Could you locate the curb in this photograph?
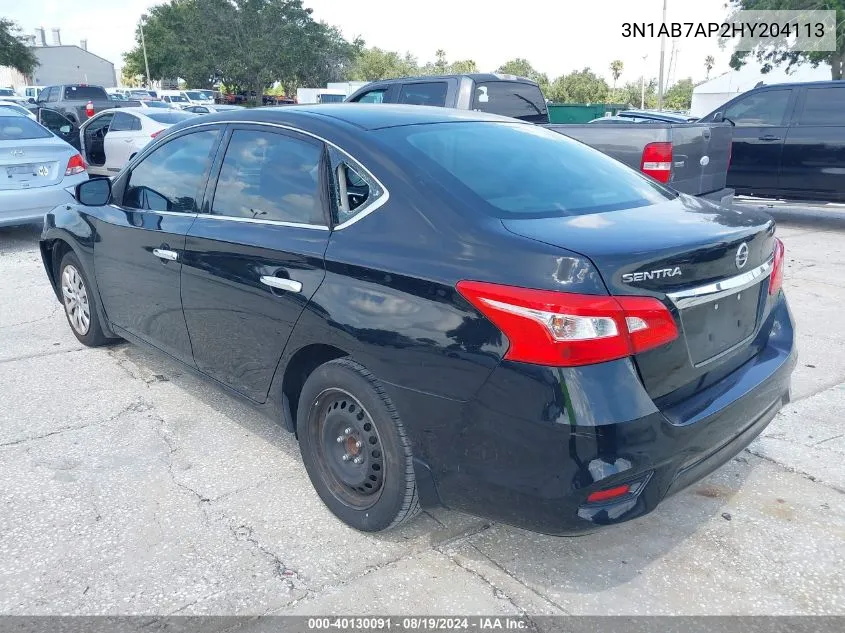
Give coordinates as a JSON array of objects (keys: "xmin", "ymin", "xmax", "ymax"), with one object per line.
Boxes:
[{"xmin": 733, "ymin": 198, "xmax": 845, "ymax": 229}]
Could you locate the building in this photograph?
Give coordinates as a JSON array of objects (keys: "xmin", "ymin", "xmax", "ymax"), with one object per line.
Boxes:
[
  {"xmin": 690, "ymin": 63, "xmax": 832, "ymax": 117},
  {"xmin": 0, "ymin": 28, "xmax": 116, "ymax": 91}
]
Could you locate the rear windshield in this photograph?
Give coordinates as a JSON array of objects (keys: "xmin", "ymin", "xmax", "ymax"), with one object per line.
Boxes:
[
  {"xmin": 377, "ymin": 122, "xmax": 674, "ymax": 218},
  {"xmin": 146, "ymin": 111, "xmax": 196, "ymax": 124},
  {"xmin": 0, "ymin": 103, "xmax": 31, "ymax": 116},
  {"xmin": 0, "ymin": 116, "xmax": 51, "ymax": 140},
  {"xmin": 63, "ymin": 86, "xmax": 108, "ymax": 100},
  {"xmin": 472, "ymin": 81, "xmax": 548, "ymax": 123}
]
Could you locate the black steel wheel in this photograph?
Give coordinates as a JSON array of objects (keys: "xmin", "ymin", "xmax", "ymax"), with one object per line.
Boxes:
[{"xmin": 297, "ymin": 358, "xmax": 420, "ymax": 532}]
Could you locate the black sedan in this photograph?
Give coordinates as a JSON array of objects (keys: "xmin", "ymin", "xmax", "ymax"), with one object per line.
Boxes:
[{"xmin": 39, "ymin": 105, "xmax": 795, "ymax": 535}]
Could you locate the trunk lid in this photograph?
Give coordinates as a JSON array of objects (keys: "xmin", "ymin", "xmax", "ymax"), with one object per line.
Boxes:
[
  {"xmin": 502, "ymin": 194, "xmax": 777, "ymax": 402},
  {"xmin": 0, "ymin": 140, "xmax": 69, "ymax": 190}
]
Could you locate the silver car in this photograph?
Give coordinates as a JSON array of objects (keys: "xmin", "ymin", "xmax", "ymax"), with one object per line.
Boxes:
[{"xmin": 0, "ymin": 110, "xmax": 88, "ymax": 228}]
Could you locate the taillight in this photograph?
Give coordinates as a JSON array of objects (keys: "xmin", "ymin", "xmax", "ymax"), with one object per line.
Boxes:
[
  {"xmin": 455, "ymin": 281, "xmax": 679, "ymax": 367},
  {"xmin": 769, "ymin": 237, "xmax": 785, "ymax": 295},
  {"xmin": 151, "ymin": 129, "xmax": 164, "ymax": 138},
  {"xmin": 65, "ymin": 153, "xmax": 86, "ymax": 176},
  {"xmin": 85, "ymin": 100, "xmax": 94, "ymax": 118},
  {"xmin": 641, "ymin": 141, "xmax": 672, "ymax": 183}
]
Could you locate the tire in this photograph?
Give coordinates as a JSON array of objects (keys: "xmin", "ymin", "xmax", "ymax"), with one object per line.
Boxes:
[
  {"xmin": 297, "ymin": 358, "xmax": 420, "ymax": 532},
  {"xmin": 58, "ymin": 251, "xmax": 111, "ymax": 347}
]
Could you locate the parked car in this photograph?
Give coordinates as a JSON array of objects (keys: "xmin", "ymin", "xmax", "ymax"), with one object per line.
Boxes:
[
  {"xmin": 182, "ymin": 90, "xmax": 215, "ymax": 105},
  {"xmin": 21, "ymin": 85, "xmax": 45, "ymax": 102},
  {"xmin": 136, "ymin": 100, "xmax": 173, "ymax": 110},
  {"xmin": 35, "ymin": 84, "xmax": 141, "ymax": 124},
  {"xmin": 159, "ymin": 90, "xmax": 191, "ymax": 109},
  {"xmin": 346, "ymin": 74, "xmax": 734, "ymax": 205},
  {"xmin": 127, "ymin": 89, "xmax": 156, "ymax": 101},
  {"xmin": 40, "ymin": 105, "xmax": 794, "ymax": 535},
  {"xmin": 0, "ymin": 87, "xmax": 30, "ymax": 105},
  {"xmin": 183, "ymin": 104, "xmax": 245, "ymax": 114},
  {"xmin": 79, "ymin": 107, "xmax": 196, "ymax": 176},
  {"xmin": 0, "ymin": 100, "xmax": 36, "ymax": 119},
  {"xmin": 0, "ymin": 110, "xmax": 87, "ymax": 227},
  {"xmin": 698, "ymin": 80, "xmax": 845, "ymax": 202}
]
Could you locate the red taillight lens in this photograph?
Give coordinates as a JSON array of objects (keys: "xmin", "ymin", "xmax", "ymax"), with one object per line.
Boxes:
[
  {"xmin": 586, "ymin": 484, "xmax": 631, "ymax": 503},
  {"xmin": 65, "ymin": 153, "xmax": 86, "ymax": 176},
  {"xmin": 455, "ymin": 281, "xmax": 679, "ymax": 367},
  {"xmin": 151, "ymin": 129, "xmax": 164, "ymax": 138},
  {"xmin": 769, "ymin": 237, "xmax": 785, "ymax": 295},
  {"xmin": 85, "ymin": 100, "xmax": 94, "ymax": 117},
  {"xmin": 641, "ymin": 141, "xmax": 673, "ymax": 183}
]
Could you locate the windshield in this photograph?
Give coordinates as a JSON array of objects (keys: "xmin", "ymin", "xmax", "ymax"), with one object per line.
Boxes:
[
  {"xmin": 377, "ymin": 122, "xmax": 674, "ymax": 218},
  {"xmin": 146, "ymin": 111, "xmax": 196, "ymax": 124},
  {"xmin": 0, "ymin": 115, "xmax": 51, "ymax": 140},
  {"xmin": 0, "ymin": 89, "xmax": 15, "ymax": 97},
  {"xmin": 64, "ymin": 86, "xmax": 108, "ymax": 100},
  {"xmin": 168, "ymin": 95, "xmax": 189, "ymax": 103},
  {"xmin": 185, "ymin": 91, "xmax": 205, "ymax": 100}
]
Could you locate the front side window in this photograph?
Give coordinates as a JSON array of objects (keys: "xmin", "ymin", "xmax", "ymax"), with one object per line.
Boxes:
[
  {"xmin": 472, "ymin": 81, "xmax": 548, "ymax": 123},
  {"xmin": 799, "ymin": 87, "xmax": 845, "ymax": 126},
  {"xmin": 398, "ymin": 82, "xmax": 447, "ymax": 107},
  {"xmin": 377, "ymin": 122, "xmax": 673, "ymax": 218},
  {"xmin": 123, "ymin": 129, "xmax": 219, "ymax": 212},
  {"xmin": 724, "ymin": 89, "xmax": 791, "ymax": 126},
  {"xmin": 211, "ymin": 129, "xmax": 324, "ymax": 225},
  {"xmin": 328, "ymin": 147, "xmax": 384, "ymax": 225},
  {"xmin": 354, "ymin": 89, "xmax": 387, "ymax": 104},
  {"xmin": 45, "ymin": 88, "xmax": 58, "ymax": 103}
]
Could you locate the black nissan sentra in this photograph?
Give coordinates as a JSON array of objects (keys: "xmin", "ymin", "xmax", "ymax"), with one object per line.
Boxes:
[{"xmin": 39, "ymin": 105, "xmax": 795, "ymax": 535}]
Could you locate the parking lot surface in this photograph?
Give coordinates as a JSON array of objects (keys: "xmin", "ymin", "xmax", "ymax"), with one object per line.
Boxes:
[{"xmin": 1, "ymin": 221, "xmax": 843, "ymax": 617}]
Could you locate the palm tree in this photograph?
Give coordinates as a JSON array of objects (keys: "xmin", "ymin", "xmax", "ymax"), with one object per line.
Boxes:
[
  {"xmin": 610, "ymin": 59, "xmax": 624, "ymax": 90},
  {"xmin": 704, "ymin": 55, "xmax": 715, "ymax": 80}
]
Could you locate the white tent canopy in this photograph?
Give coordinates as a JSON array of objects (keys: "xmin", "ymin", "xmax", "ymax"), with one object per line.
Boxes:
[{"xmin": 690, "ymin": 63, "xmax": 832, "ymax": 117}]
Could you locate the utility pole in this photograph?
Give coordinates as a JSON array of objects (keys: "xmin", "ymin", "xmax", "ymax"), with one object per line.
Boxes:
[
  {"xmin": 140, "ymin": 15, "xmax": 151, "ymax": 90},
  {"xmin": 657, "ymin": 0, "xmax": 667, "ymax": 109},
  {"xmin": 641, "ymin": 54, "xmax": 648, "ymax": 109}
]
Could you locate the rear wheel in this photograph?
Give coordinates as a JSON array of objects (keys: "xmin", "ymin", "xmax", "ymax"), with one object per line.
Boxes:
[
  {"xmin": 59, "ymin": 252, "xmax": 111, "ymax": 347},
  {"xmin": 297, "ymin": 358, "xmax": 420, "ymax": 532}
]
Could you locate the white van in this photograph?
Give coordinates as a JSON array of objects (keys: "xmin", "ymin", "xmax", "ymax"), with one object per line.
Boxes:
[
  {"xmin": 158, "ymin": 90, "xmax": 191, "ymax": 109},
  {"xmin": 182, "ymin": 89, "xmax": 215, "ymax": 105}
]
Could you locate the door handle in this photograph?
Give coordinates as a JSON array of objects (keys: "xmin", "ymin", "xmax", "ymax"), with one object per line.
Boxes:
[
  {"xmin": 758, "ymin": 135, "xmax": 781, "ymax": 141},
  {"xmin": 260, "ymin": 276, "xmax": 302, "ymax": 293},
  {"xmin": 152, "ymin": 248, "xmax": 178, "ymax": 261}
]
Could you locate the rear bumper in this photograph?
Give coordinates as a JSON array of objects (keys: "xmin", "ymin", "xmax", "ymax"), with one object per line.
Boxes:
[
  {"xmin": 699, "ymin": 186, "xmax": 735, "ymax": 208},
  {"xmin": 388, "ymin": 293, "xmax": 795, "ymax": 535},
  {"xmin": 0, "ymin": 175, "xmax": 86, "ymax": 228}
]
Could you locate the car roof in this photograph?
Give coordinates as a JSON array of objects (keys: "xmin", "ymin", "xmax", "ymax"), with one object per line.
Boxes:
[
  {"xmin": 749, "ymin": 80, "xmax": 843, "ymax": 89},
  {"xmin": 186, "ymin": 103, "xmax": 520, "ymax": 131},
  {"xmin": 361, "ymin": 73, "xmax": 539, "ymax": 85}
]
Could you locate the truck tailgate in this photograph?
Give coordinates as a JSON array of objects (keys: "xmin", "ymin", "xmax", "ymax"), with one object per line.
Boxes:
[{"xmin": 544, "ymin": 122, "xmax": 733, "ymax": 197}]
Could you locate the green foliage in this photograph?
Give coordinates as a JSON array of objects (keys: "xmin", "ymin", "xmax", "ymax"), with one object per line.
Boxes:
[
  {"xmin": 727, "ymin": 0, "xmax": 845, "ymax": 79},
  {"xmin": 0, "ymin": 18, "xmax": 38, "ymax": 76},
  {"xmin": 496, "ymin": 58, "xmax": 550, "ymax": 91},
  {"xmin": 122, "ymin": 0, "xmax": 359, "ymax": 97},
  {"xmin": 609, "ymin": 59, "xmax": 624, "ymax": 88},
  {"xmin": 350, "ymin": 47, "xmax": 477, "ymax": 80},
  {"xmin": 664, "ymin": 77, "xmax": 695, "ymax": 111},
  {"xmin": 608, "ymin": 79, "xmax": 658, "ymax": 108},
  {"xmin": 547, "ymin": 68, "xmax": 609, "ymax": 104}
]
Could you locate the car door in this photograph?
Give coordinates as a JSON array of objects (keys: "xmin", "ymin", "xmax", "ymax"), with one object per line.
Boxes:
[
  {"xmin": 93, "ymin": 126, "xmax": 223, "ymax": 364},
  {"xmin": 80, "ymin": 112, "xmax": 114, "ymax": 176},
  {"xmin": 718, "ymin": 87, "xmax": 795, "ymax": 194},
  {"xmin": 104, "ymin": 111, "xmax": 142, "ymax": 173},
  {"xmin": 779, "ymin": 85, "xmax": 845, "ymax": 199},
  {"xmin": 37, "ymin": 107, "xmax": 80, "ymax": 151},
  {"xmin": 180, "ymin": 124, "xmax": 330, "ymax": 402},
  {"xmin": 348, "ymin": 84, "xmax": 398, "ymax": 104}
]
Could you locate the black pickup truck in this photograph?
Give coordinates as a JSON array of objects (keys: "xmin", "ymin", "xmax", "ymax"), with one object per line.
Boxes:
[
  {"xmin": 698, "ymin": 80, "xmax": 845, "ymax": 202},
  {"xmin": 346, "ymin": 74, "xmax": 734, "ymax": 205},
  {"xmin": 34, "ymin": 84, "xmax": 140, "ymax": 124}
]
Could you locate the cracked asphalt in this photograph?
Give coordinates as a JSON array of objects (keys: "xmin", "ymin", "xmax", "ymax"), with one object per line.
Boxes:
[{"xmin": 0, "ymin": 221, "xmax": 843, "ymax": 617}]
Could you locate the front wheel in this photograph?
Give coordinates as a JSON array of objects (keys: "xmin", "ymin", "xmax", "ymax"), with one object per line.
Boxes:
[
  {"xmin": 297, "ymin": 358, "xmax": 420, "ymax": 532},
  {"xmin": 59, "ymin": 251, "xmax": 111, "ymax": 347}
]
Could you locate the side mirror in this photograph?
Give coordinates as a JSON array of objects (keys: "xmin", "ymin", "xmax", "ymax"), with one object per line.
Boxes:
[
  {"xmin": 59, "ymin": 124, "xmax": 71, "ymax": 134},
  {"xmin": 712, "ymin": 112, "xmax": 724, "ymax": 123},
  {"xmin": 75, "ymin": 178, "xmax": 112, "ymax": 206}
]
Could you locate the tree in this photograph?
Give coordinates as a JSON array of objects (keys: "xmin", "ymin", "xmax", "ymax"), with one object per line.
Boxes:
[
  {"xmin": 664, "ymin": 77, "xmax": 695, "ymax": 111},
  {"xmin": 547, "ymin": 68, "xmax": 609, "ymax": 103},
  {"xmin": 727, "ymin": 0, "xmax": 845, "ymax": 79},
  {"xmin": 0, "ymin": 18, "xmax": 38, "ymax": 76},
  {"xmin": 350, "ymin": 47, "xmax": 417, "ymax": 80},
  {"xmin": 610, "ymin": 79, "xmax": 657, "ymax": 108},
  {"xmin": 704, "ymin": 55, "xmax": 715, "ymax": 79},
  {"xmin": 496, "ymin": 58, "xmax": 550, "ymax": 91},
  {"xmin": 610, "ymin": 59, "xmax": 624, "ymax": 89}
]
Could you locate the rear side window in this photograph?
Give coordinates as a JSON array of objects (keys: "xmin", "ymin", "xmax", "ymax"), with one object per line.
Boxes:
[
  {"xmin": 0, "ymin": 116, "xmax": 51, "ymax": 140},
  {"xmin": 378, "ymin": 122, "xmax": 673, "ymax": 218},
  {"xmin": 110, "ymin": 112, "xmax": 140, "ymax": 131},
  {"xmin": 398, "ymin": 82, "xmax": 448, "ymax": 107},
  {"xmin": 799, "ymin": 87, "xmax": 845, "ymax": 125},
  {"xmin": 123, "ymin": 129, "xmax": 219, "ymax": 212},
  {"xmin": 473, "ymin": 81, "xmax": 548, "ymax": 123},
  {"xmin": 328, "ymin": 147, "xmax": 384, "ymax": 225},
  {"xmin": 724, "ymin": 89, "xmax": 791, "ymax": 126},
  {"xmin": 63, "ymin": 86, "xmax": 108, "ymax": 101},
  {"xmin": 211, "ymin": 129, "xmax": 325, "ymax": 225}
]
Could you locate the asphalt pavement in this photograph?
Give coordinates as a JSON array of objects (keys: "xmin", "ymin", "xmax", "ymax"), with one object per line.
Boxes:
[{"xmin": 0, "ymin": 221, "xmax": 843, "ymax": 618}]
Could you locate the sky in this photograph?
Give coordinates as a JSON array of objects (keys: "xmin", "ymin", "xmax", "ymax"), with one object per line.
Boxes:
[{"xmin": 4, "ymin": 0, "xmax": 739, "ymax": 86}]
